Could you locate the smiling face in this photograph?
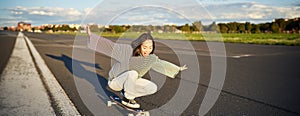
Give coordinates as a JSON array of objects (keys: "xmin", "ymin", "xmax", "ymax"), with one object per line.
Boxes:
[{"xmin": 140, "ymin": 39, "xmax": 153, "ymax": 57}]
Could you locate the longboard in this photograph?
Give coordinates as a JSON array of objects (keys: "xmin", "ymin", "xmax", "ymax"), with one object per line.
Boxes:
[{"xmin": 107, "ymin": 96, "xmax": 150, "ymax": 116}]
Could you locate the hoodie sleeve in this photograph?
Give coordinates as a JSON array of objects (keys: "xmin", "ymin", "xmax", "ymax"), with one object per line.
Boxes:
[
  {"xmin": 87, "ymin": 32, "xmax": 132, "ymax": 62},
  {"xmin": 151, "ymin": 58, "xmax": 180, "ymax": 78}
]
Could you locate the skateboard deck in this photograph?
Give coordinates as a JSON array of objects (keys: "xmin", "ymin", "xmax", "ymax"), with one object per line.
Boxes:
[{"xmin": 107, "ymin": 96, "xmax": 150, "ymax": 116}]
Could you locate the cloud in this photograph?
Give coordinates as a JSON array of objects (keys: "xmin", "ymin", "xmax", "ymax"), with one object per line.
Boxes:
[
  {"xmin": 2, "ymin": 1, "xmax": 300, "ymax": 27},
  {"xmin": 200, "ymin": 2, "xmax": 300, "ymax": 23},
  {"xmin": 84, "ymin": 8, "xmax": 93, "ymax": 14},
  {"xmin": 0, "ymin": 16, "xmax": 32, "ymax": 26},
  {"xmin": 3, "ymin": 6, "xmax": 84, "ymax": 26},
  {"xmin": 29, "ymin": 10, "xmax": 55, "ymax": 16},
  {"xmin": 82, "ymin": 1, "xmax": 300, "ymax": 25}
]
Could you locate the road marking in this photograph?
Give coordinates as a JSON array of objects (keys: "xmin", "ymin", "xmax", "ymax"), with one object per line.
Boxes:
[
  {"xmin": 0, "ymin": 32, "xmax": 55, "ymax": 115},
  {"xmin": 230, "ymin": 54, "xmax": 253, "ymax": 58},
  {"xmin": 24, "ymin": 35, "xmax": 80, "ymax": 115}
]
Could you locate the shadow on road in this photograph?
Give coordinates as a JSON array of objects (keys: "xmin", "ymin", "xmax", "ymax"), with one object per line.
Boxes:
[{"xmin": 45, "ymin": 54, "xmax": 118, "ymax": 103}]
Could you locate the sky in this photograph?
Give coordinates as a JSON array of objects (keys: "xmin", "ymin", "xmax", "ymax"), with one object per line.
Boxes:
[{"xmin": 1, "ymin": 0, "xmax": 300, "ymax": 27}]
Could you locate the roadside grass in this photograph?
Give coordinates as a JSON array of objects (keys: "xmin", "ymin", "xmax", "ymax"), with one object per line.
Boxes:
[{"xmin": 49, "ymin": 31, "xmax": 300, "ymax": 46}]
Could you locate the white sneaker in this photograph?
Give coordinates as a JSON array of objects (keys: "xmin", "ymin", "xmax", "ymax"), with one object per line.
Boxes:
[{"xmin": 121, "ymin": 98, "xmax": 140, "ymax": 108}]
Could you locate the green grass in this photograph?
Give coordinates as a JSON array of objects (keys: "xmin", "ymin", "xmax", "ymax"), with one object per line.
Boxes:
[
  {"xmin": 221, "ymin": 33, "xmax": 300, "ymax": 46},
  {"xmin": 48, "ymin": 31, "xmax": 300, "ymax": 46}
]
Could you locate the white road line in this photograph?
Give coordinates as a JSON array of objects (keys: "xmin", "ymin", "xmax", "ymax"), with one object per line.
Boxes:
[
  {"xmin": 230, "ymin": 54, "xmax": 253, "ymax": 58},
  {"xmin": 24, "ymin": 34, "xmax": 80, "ymax": 115},
  {"xmin": 0, "ymin": 32, "xmax": 55, "ymax": 115}
]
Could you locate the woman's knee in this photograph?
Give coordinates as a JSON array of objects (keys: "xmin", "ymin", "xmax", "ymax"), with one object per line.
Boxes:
[
  {"xmin": 128, "ymin": 70, "xmax": 139, "ymax": 79},
  {"xmin": 108, "ymin": 80, "xmax": 122, "ymax": 91},
  {"xmin": 149, "ymin": 83, "xmax": 158, "ymax": 94}
]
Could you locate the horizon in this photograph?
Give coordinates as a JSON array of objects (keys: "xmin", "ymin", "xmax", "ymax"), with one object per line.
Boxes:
[
  {"xmin": 2, "ymin": 17, "xmax": 299, "ymax": 29},
  {"xmin": 1, "ymin": 0, "xmax": 300, "ymax": 27}
]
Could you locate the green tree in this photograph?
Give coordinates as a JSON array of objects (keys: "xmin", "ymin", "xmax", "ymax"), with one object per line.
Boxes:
[
  {"xmin": 260, "ymin": 23, "xmax": 271, "ymax": 33},
  {"xmin": 52, "ymin": 26, "xmax": 58, "ymax": 32},
  {"xmin": 275, "ymin": 18, "xmax": 286, "ymax": 33},
  {"xmin": 252, "ymin": 24, "xmax": 261, "ymax": 33},
  {"xmin": 238, "ymin": 23, "xmax": 246, "ymax": 33},
  {"xmin": 271, "ymin": 22, "xmax": 280, "ymax": 33},
  {"xmin": 181, "ymin": 24, "xmax": 191, "ymax": 33},
  {"xmin": 228, "ymin": 22, "xmax": 238, "ymax": 33},
  {"xmin": 218, "ymin": 23, "xmax": 229, "ymax": 33},
  {"xmin": 245, "ymin": 22, "xmax": 252, "ymax": 33},
  {"xmin": 41, "ymin": 26, "xmax": 51, "ymax": 32},
  {"xmin": 286, "ymin": 19, "xmax": 299, "ymax": 33},
  {"xmin": 60, "ymin": 25, "xmax": 71, "ymax": 31},
  {"xmin": 112, "ymin": 25, "xmax": 124, "ymax": 33}
]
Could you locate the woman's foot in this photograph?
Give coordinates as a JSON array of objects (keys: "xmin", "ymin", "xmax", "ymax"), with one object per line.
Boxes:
[
  {"xmin": 120, "ymin": 90, "xmax": 140, "ymax": 108},
  {"xmin": 121, "ymin": 97, "xmax": 140, "ymax": 108}
]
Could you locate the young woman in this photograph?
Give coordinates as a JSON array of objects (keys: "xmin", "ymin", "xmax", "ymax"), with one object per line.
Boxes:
[{"xmin": 86, "ymin": 27, "xmax": 187, "ymax": 108}]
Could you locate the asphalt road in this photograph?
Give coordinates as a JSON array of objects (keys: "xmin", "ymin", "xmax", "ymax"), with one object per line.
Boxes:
[
  {"xmin": 0, "ymin": 31, "xmax": 17, "ymax": 75},
  {"xmin": 3, "ymin": 31, "xmax": 300, "ymax": 115}
]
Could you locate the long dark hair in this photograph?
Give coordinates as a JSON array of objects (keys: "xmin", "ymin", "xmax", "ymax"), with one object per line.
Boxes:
[{"xmin": 131, "ymin": 33, "xmax": 155, "ymax": 56}]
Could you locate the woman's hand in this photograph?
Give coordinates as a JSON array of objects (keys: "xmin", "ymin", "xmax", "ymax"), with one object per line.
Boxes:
[
  {"xmin": 179, "ymin": 64, "xmax": 188, "ymax": 71},
  {"xmin": 86, "ymin": 25, "xmax": 91, "ymax": 35}
]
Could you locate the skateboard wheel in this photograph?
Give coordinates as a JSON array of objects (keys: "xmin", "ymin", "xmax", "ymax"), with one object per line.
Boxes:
[
  {"xmin": 107, "ymin": 101, "xmax": 112, "ymax": 107},
  {"xmin": 139, "ymin": 111, "xmax": 150, "ymax": 116},
  {"xmin": 128, "ymin": 113, "xmax": 134, "ymax": 116},
  {"xmin": 137, "ymin": 111, "xmax": 150, "ymax": 116},
  {"xmin": 144, "ymin": 112, "xmax": 150, "ymax": 116}
]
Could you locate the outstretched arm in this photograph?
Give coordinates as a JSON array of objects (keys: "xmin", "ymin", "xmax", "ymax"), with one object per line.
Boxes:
[
  {"xmin": 151, "ymin": 58, "xmax": 188, "ymax": 78},
  {"xmin": 86, "ymin": 26, "xmax": 132, "ymax": 62},
  {"xmin": 86, "ymin": 26, "xmax": 115, "ymax": 57}
]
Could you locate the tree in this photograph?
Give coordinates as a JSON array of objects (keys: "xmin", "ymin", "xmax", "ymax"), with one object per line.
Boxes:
[
  {"xmin": 60, "ymin": 25, "xmax": 71, "ymax": 31},
  {"xmin": 208, "ymin": 21, "xmax": 218, "ymax": 32},
  {"xmin": 271, "ymin": 22, "xmax": 280, "ymax": 33},
  {"xmin": 286, "ymin": 19, "xmax": 299, "ymax": 33},
  {"xmin": 171, "ymin": 25, "xmax": 177, "ymax": 33},
  {"xmin": 238, "ymin": 23, "xmax": 246, "ymax": 33},
  {"xmin": 164, "ymin": 25, "xmax": 170, "ymax": 33},
  {"xmin": 275, "ymin": 18, "xmax": 286, "ymax": 33},
  {"xmin": 228, "ymin": 22, "xmax": 238, "ymax": 33},
  {"xmin": 218, "ymin": 23, "xmax": 229, "ymax": 33},
  {"xmin": 181, "ymin": 24, "xmax": 191, "ymax": 33},
  {"xmin": 89, "ymin": 24, "xmax": 99, "ymax": 32},
  {"xmin": 41, "ymin": 26, "xmax": 51, "ymax": 32},
  {"xmin": 252, "ymin": 24, "xmax": 260, "ymax": 33},
  {"xmin": 146, "ymin": 25, "xmax": 153, "ymax": 32},
  {"xmin": 260, "ymin": 23, "xmax": 271, "ymax": 33},
  {"xmin": 245, "ymin": 22, "xmax": 252, "ymax": 33},
  {"xmin": 192, "ymin": 21, "xmax": 203, "ymax": 32},
  {"xmin": 112, "ymin": 25, "xmax": 124, "ymax": 33}
]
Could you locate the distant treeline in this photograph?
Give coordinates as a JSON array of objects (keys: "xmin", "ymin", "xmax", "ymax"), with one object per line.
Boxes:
[
  {"xmin": 5, "ymin": 17, "xmax": 298, "ymax": 34},
  {"xmin": 217, "ymin": 18, "xmax": 300, "ymax": 34},
  {"xmin": 87, "ymin": 17, "xmax": 300, "ymax": 34}
]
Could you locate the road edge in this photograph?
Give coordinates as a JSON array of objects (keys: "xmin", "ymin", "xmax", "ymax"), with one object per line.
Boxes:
[{"xmin": 24, "ymin": 34, "xmax": 80, "ymax": 115}]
